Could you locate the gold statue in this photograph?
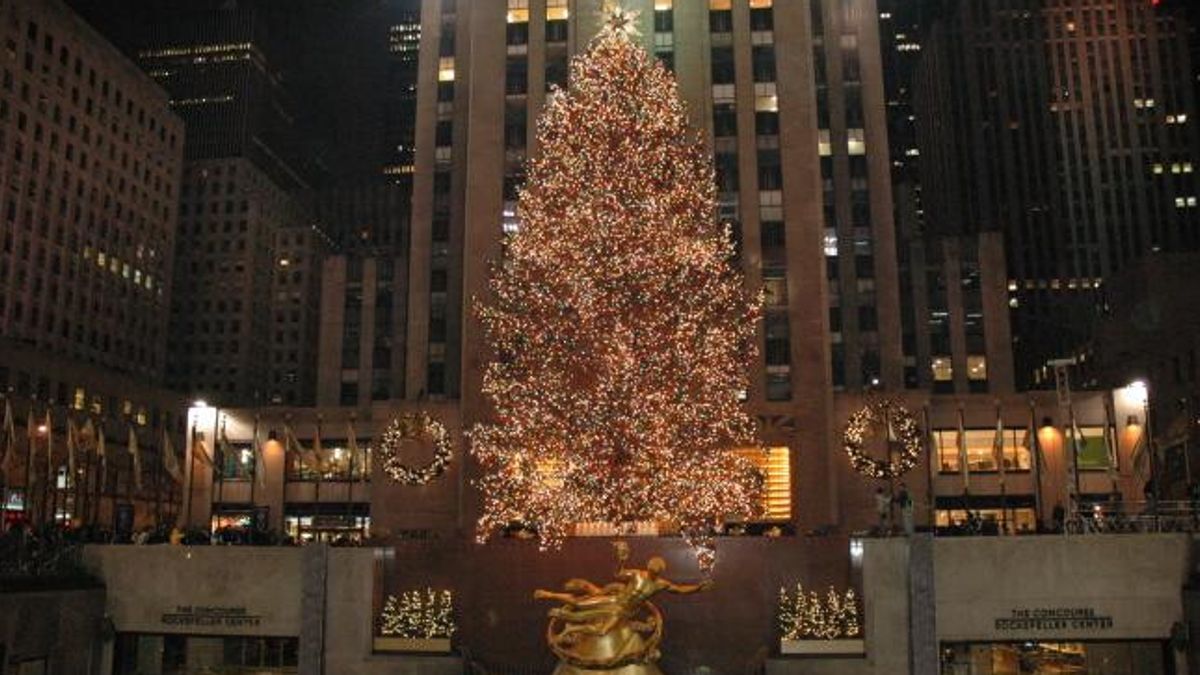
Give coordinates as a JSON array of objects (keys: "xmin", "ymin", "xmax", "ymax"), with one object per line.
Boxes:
[{"xmin": 534, "ymin": 541, "xmax": 711, "ymax": 674}]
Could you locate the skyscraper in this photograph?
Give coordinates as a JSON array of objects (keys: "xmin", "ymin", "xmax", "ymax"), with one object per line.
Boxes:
[
  {"xmin": 73, "ymin": 0, "xmax": 323, "ymax": 405},
  {"xmin": 0, "ymin": 0, "xmax": 183, "ymax": 381},
  {"xmin": 915, "ymin": 0, "xmax": 1200, "ymax": 387}
]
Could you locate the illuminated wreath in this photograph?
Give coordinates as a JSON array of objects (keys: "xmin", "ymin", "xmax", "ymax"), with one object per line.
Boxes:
[
  {"xmin": 378, "ymin": 412, "xmax": 453, "ymax": 485},
  {"xmin": 842, "ymin": 399, "xmax": 923, "ymax": 479}
]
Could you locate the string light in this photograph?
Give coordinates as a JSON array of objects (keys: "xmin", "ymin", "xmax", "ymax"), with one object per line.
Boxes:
[
  {"xmin": 842, "ymin": 399, "xmax": 923, "ymax": 479},
  {"xmin": 378, "ymin": 413, "xmax": 452, "ymax": 485},
  {"xmin": 379, "ymin": 589, "xmax": 456, "ymax": 640},
  {"xmin": 778, "ymin": 583, "xmax": 861, "ymax": 641},
  {"xmin": 470, "ymin": 6, "xmax": 763, "ymax": 558}
]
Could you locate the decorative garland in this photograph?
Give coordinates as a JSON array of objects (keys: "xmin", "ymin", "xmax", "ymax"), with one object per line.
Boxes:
[
  {"xmin": 378, "ymin": 412, "xmax": 452, "ymax": 485},
  {"xmin": 842, "ymin": 399, "xmax": 922, "ymax": 479}
]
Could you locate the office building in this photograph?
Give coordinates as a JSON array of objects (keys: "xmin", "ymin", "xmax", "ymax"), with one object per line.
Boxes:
[
  {"xmin": 0, "ymin": 0, "xmax": 187, "ymax": 529},
  {"xmin": 915, "ymin": 0, "xmax": 1200, "ymax": 387}
]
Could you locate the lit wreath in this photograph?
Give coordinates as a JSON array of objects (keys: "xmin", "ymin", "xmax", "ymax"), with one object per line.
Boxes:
[
  {"xmin": 842, "ymin": 399, "xmax": 923, "ymax": 479},
  {"xmin": 378, "ymin": 412, "xmax": 453, "ymax": 485}
]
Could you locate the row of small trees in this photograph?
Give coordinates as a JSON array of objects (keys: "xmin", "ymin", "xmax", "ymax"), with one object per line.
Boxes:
[{"xmin": 778, "ymin": 584, "xmax": 861, "ymax": 641}]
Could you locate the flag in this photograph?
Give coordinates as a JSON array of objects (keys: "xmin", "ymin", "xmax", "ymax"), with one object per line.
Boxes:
[
  {"xmin": 128, "ymin": 426, "xmax": 142, "ymax": 491},
  {"xmin": 44, "ymin": 410, "xmax": 54, "ymax": 476},
  {"xmin": 193, "ymin": 431, "xmax": 213, "ymax": 467},
  {"xmin": 347, "ymin": 420, "xmax": 366, "ymax": 483},
  {"xmin": 1066, "ymin": 409, "xmax": 1083, "ymax": 501},
  {"xmin": 284, "ymin": 423, "xmax": 310, "ymax": 476},
  {"xmin": 26, "ymin": 408, "xmax": 36, "ymax": 477},
  {"xmin": 991, "ymin": 405, "xmax": 1006, "ymax": 487},
  {"xmin": 1103, "ymin": 397, "xmax": 1119, "ymax": 484},
  {"xmin": 956, "ymin": 406, "xmax": 970, "ymax": 491},
  {"xmin": 1131, "ymin": 422, "xmax": 1151, "ymax": 483},
  {"xmin": 97, "ymin": 426, "xmax": 107, "ymax": 474},
  {"xmin": 312, "ymin": 419, "xmax": 325, "ymax": 478},
  {"xmin": 66, "ymin": 417, "xmax": 77, "ymax": 478},
  {"xmin": 217, "ymin": 423, "xmax": 235, "ymax": 479},
  {"xmin": 162, "ymin": 428, "xmax": 183, "ymax": 483},
  {"xmin": 252, "ymin": 415, "xmax": 266, "ymax": 489},
  {"xmin": 1, "ymin": 398, "xmax": 16, "ymax": 480}
]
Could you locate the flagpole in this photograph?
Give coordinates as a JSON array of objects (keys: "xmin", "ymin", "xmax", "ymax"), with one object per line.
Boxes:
[
  {"xmin": 211, "ymin": 408, "xmax": 221, "ymax": 532},
  {"xmin": 185, "ymin": 422, "xmax": 197, "ymax": 527},
  {"xmin": 0, "ymin": 395, "xmax": 10, "ymax": 532},
  {"xmin": 923, "ymin": 405, "xmax": 936, "ymax": 531},
  {"xmin": 1029, "ymin": 400, "xmax": 1044, "ymax": 531},
  {"xmin": 1066, "ymin": 404, "xmax": 1082, "ymax": 518},
  {"xmin": 995, "ymin": 401, "xmax": 1007, "ymax": 534},
  {"xmin": 41, "ymin": 410, "xmax": 51, "ymax": 527},
  {"xmin": 249, "ymin": 412, "xmax": 260, "ymax": 516}
]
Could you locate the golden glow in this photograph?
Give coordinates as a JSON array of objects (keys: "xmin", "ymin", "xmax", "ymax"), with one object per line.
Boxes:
[
  {"xmin": 507, "ymin": 0, "xmax": 529, "ymax": 23},
  {"xmin": 547, "ymin": 0, "xmax": 569, "ymax": 21},
  {"xmin": 655, "ymin": 0, "xmax": 673, "ymax": 9},
  {"xmin": 738, "ymin": 446, "xmax": 791, "ymax": 521},
  {"xmin": 749, "ymin": 0, "xmax": 773, "ymax": 8},
  {"xmin": 471, "ymin": 13, "xmax": 763, "ymax": 551},
  {"xmin": 438, "ymin": 56, "xmax": 456, "ymax": 82},
  {"xmin": 710, "ymin": 0, "xmax": 732, "ymax": 9}
]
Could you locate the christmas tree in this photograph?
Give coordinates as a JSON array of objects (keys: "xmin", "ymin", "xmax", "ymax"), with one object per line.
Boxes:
[{"xmin": 471, "ymin": 4, "xmax": 763, "ymax": 553}]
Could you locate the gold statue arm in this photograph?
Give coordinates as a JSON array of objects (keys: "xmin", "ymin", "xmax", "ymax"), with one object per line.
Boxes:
[{"xmin": 664, "ymin": 579, "xmax": 712, "ymax": 595}]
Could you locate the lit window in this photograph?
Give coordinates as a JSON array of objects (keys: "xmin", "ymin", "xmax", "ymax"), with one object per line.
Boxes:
[
  {"xmin": 72, "ymin": 387, "xmax": 86, "ymax": 411},
  {"xmin": 438, "ymin": 56, "xmax": 455, "ymax": 82},
  {"xmin": 818, "ymin": 129, "xmax": 832, "ymax": 157},
  {"xmin": 823, "ymin": 229, "xmax": 838, "ymax": 257},
  {"xmin": 931, "ymin": 357, "xmax": 952, "ymax": 382},
  {"xmin": 737, "ymin": 446, "xmax": 791, "ymax": 521},
  {"xmin": 710, "ymin": 0, "xmax": 732, "ymax": 9},
  {"xmin": 749, "ymin": 0, "xmax": 773, "ymax": 7},
  {"xmin": 655, "ymin": 0, "xmax": 673, "ymax": 9},
  {"xmin": 754, "ymin": 82, "xmax": 777, "ymax": 111},
  {"xmin": 1152, "ymin": 163, "xmax": 1164, "ymax": 174},
  {"xmin": 967, "ymin": 356, "xmax": 987, "ymax": 381},
  {"xmin": 506, "ymin": 0, "xmax": 529, "ymax": 23},
  {"xmin": 934, "ymin": 428, "xmax": 1032, "ymax": 473},
  {"xmin": 847, "ymin": 128, "xmax": 866, "ymax": 155},
  {"xmin": 546, "ymin": 0, "xmax": 568, "ymax": 21}
]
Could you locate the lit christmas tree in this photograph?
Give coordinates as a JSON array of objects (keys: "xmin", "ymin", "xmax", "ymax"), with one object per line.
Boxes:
[{"xmin": 471, "ymin": 4, "xmax": 763, "ymax": 556}]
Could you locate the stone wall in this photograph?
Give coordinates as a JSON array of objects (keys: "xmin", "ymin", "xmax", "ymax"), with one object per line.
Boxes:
[{"xmin": 0, "ymin": 588, "xmax": 106, "ymax": 675}]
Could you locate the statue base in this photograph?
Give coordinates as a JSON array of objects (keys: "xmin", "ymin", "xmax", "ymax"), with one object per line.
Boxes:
[{"xmin": 553, "ymin": 664, "xmax": 664, "ymax": 675}]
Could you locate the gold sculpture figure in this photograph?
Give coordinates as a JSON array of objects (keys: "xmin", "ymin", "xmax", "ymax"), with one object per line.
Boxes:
[{"xmin": 534, "ymin": 541, "xmax": 711, "ymax": 674}]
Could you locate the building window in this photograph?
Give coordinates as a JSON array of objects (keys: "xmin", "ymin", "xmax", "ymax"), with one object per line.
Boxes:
[
  {"xmin": 736, "ymin": 446, "xmax": 791, "ymax": 522},
  {"xmin": 506, "ymin": 0, "xmax": 529, "ymax": 23},
  {"xmin": 934, "ymin": 428, "xmax": 1033, "ymax": 474}
]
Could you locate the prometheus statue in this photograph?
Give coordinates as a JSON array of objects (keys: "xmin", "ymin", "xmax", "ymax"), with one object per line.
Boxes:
[{"xmin": 534, "ymin": 541, "xmax": 711, "ymax": 674}]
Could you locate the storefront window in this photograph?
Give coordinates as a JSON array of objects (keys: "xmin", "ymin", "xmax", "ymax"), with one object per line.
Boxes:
[
  {"xmin": 940, "ymin": 641, "xmax": 1167, "ymax": 674},
  {"xmin": 935, "ymin": 507, "xmax": 1037, "ymax": 536},
  {"xmin": 935, "ymin": 429, "xmax": 1032, "ymax": 473},
  {"xmin": 284, "ymin": 504, "xmax": 370, "ymax": 543},
  {"xmin": 114, "ymin": 634, "xmax": 299, "ymax": 674},
  {"xmin": 285, "ymin": 439, "xmax": 372, "ymax": 482}
]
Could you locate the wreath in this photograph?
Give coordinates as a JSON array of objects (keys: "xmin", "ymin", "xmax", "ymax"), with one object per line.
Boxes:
[
  {"xmin": 378, "ymin": 412, "xmax": 453, "ymax": 485},
  {"xmin": 842, "ymin": 399, "xmax": 923, "ymax": 479}
]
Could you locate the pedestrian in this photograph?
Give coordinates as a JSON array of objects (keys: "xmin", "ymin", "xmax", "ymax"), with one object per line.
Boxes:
[
  {"xmin": 874, "ymin": 486, "xmax": 891, "ymax": 535},
  {"xmin": 896, "ymin": 483, "xmax": 915, "ymax": 536}
]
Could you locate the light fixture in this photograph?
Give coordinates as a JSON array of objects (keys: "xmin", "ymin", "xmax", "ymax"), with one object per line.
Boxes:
[
  {"xmin": 1126, "ymin": 414, "xmax": 1140, "ymax": 427},
  {"xmin": 193, "ymin": 399, "xmax": 208, "ymax": 408}
]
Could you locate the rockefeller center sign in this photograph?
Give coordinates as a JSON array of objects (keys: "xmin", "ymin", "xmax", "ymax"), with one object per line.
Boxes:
[{"xmin": 994, "ymin": 607, "xmax": 1114, "ymax": 633}]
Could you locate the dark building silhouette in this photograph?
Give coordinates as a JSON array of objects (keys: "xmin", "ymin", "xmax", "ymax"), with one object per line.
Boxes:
[{"xmin": 915, "ymin": 0, "xmax": 1200, "ymax": 389}]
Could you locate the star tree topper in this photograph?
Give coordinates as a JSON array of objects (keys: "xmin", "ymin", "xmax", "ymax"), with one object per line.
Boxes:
[{"xmin": 601, "ymin": 0, "xmax": 642, "ymax": 39}]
